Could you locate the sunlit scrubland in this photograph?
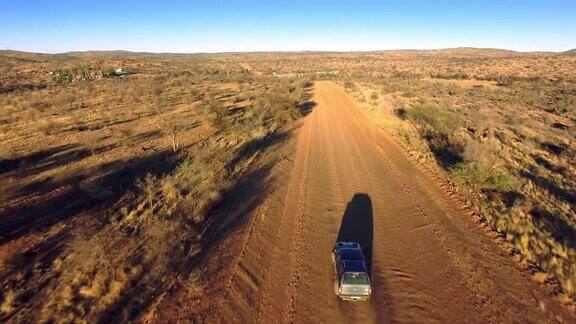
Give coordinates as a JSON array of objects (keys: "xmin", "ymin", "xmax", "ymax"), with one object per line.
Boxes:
[
  {"xmin": 0, "ymin": 52, "xmax": 311, "ymax": 321},
  {"xmin": 1, "ymin": 49, "xmax": 575, "ymax": 319},
  {"xmin": 344, "ymin": 61, "xmax": 576, "ymax": 301}
]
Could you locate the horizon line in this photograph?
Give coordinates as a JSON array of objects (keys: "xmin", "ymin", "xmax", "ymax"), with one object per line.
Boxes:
[{"xmin": 2, "ymin": 46, "xmax": 575, "ymax": 56}]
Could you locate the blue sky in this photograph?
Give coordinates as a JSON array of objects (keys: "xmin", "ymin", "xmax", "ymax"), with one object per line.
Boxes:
[{"xmin": 1, "ymin": 1, "xmax": 575, "ymax": 53}]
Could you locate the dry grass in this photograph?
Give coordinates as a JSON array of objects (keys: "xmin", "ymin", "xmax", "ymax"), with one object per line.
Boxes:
[
  {"xmin": 0, "ymin": 51, "xmax": 311, "ymax": 321},
  {"xmin": 343, "ymin": 55, "xmax": 575, "ymax": 300}
]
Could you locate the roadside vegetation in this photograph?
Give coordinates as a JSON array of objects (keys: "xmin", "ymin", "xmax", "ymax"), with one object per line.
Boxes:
[
  {"xmin": 339, "ymin": 51, "xmax": 576, "ymax": 301},
  {"xmin": 0, "ymin": 51, "xmax": 311, "ymax": 321}
]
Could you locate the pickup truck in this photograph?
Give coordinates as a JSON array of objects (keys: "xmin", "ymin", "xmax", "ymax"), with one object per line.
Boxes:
[{"xmin": 332, "ymin": 242, "xmax": 372, "ymax": 301}]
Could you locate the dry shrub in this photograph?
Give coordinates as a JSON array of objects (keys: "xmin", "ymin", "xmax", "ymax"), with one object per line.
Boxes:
[
  {"xmin": 344, "ymin": 80, "xmax": 356, "ymax": 91},
  {"xmin": 41, "ymin": 215, "xmax": 193, "ymax": 322},
  {"xmin": 480, "ymin": 201, "xmax": 576, "ymax": 300},
  {"xmin": 41, "ymin": 146, "xmax": 238, "ymax": 320},
  {"xmin": 462, "ymin": 139, "xmax": 498, "ymax": 164},
  {"xmin": 0, "ymin": 291, "xmax": 16, "ymax": 316},
  {"xmin": 161, "ymin": 178, "xmax": 180, "ymax": 203},
  {"xmin": 41, "ymin": 117, "xmax": 59, "ymax": 135},
  {"xmin": 30, "ymin": 99, "xmax": 52, "ymax": 113}
]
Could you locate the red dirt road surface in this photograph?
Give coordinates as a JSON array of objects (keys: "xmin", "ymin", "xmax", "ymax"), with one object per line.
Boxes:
[{"xmin": 189, "ymin": 81, "xmax": 574, "ymax": 322}]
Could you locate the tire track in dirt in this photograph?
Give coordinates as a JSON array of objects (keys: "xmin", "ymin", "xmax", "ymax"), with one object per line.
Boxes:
[
  {"xmin": 282, "ymin": 108, "xmax": 314, "ymax": 322},
  {"xmin": 203, "ymin": 123, "xmax": 301, "ymax": 322},
  {"xmin": 330, "ymin": 89, "xmax": 385, "ymax": 323},
  {"xmin": 253, "ymin": 168, "xmax": 297, "ymax": 321},
  {"xmin": 208, "ymin": 189, "xmax": 270, "ymax": 321}
]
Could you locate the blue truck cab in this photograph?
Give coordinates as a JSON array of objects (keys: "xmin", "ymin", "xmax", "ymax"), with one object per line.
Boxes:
[{"xmin": 332, "ymin": 242, "xmax": 372, "ymax": 301}]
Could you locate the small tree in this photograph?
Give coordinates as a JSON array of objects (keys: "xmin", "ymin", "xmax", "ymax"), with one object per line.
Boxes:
[
  {"xmin": 162, "ymin": 120, "xmax": 181, "ymax": 152},
  {"xmin": 81, "ymin": 65, "xmax": 90, "ymax": 81},
  {"xmin": 152, "ymin": 81, "xmax": 164, "ymax": 114},
  {"xmin": 102, "ymin": 68, "xmax": 116, "ymax": 78}
]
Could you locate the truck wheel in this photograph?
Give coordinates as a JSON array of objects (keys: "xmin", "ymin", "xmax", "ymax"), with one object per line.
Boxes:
[{"xmin": 334, "ymin": 281, "xmax": 339, "ymax": 296}]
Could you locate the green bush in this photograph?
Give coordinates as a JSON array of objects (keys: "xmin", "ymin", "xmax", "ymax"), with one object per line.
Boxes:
[
  {"xmin": 430, "ymin": 72, "xmax": 470, "ymax": 80},
  {"xmin": 405, "ymin": 103, "xmax": 460, "ymax": 135},
  {"xmin": 51, "ymin": 69, "xmax": 73, "ymax": 83},
  {"xmin": 404, "ymin": 103, "xmax": 465, "ymax": 166},
  {"xmin": 343, "ymin": 80, "xmax": 356, "ymax": 90},
  {"xmin": 81, "ymin": 65, "xmax": 90, "ymax": 81},
  {"xmin": 450, "ymin": 162, "xmax": 518, "ymax": 192}
]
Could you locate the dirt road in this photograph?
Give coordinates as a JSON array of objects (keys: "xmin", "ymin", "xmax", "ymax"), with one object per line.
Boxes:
[{"xmin": 200, "ymin": 81, "xmax": 573, "ymax": 322}]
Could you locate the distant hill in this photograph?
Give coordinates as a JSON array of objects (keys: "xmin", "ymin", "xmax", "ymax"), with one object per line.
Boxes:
[
  {"xmin": 0, "ymin": 50, "xmax": 74, "ymax": 62},
  {"xmin": 0, "ymin": 50, "xmax": 76, "ymax": 71},
  {"xmin": 0, "ymin": 47, "xmax": 562, "ymax": 61},
  {"xmin": 67, "ymin": 50, "xmax": 156, "ymax": 58},
  {"xmin": 368, "ymin": 47, "xmax": 527, "ymax": 59}
]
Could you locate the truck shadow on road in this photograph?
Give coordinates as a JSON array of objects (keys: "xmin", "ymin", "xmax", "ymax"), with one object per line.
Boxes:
[
  {"xmin": 336, "ymin": 193, "xmax": 374, "ymax": 274},
  {"xmin": 336, "ymin": 193, "xmax": 394, "ymax": 322}
]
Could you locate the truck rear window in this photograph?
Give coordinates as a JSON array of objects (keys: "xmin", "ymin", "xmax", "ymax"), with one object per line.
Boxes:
[{"xmin": 342, "ymin": 272, "xmax": 369, "ymax": 285}]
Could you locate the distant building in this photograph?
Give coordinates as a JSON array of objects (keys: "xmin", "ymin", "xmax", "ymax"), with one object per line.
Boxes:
[
  {"xmin": 316, "ymin": 70, "xmax": 340, "ymax": 75},
  {"xmin": 272, "ymin": 72, "xmax": 302, "ymax": 78}
]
